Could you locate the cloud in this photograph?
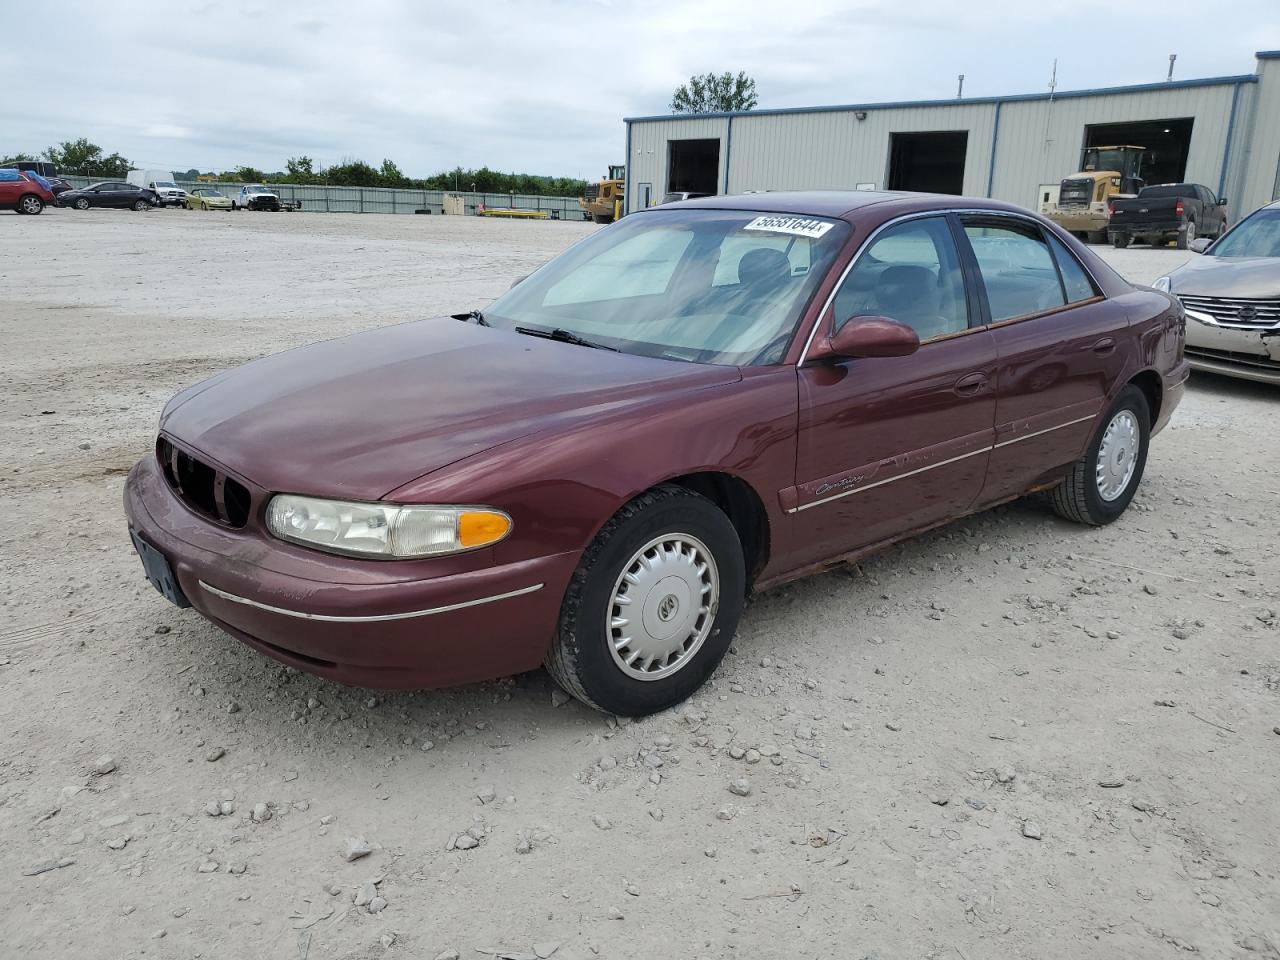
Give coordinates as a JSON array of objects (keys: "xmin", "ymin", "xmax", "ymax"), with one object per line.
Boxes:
[{"xmin": 2, "ymin": 0, "xmax": 1275, "ymax": 178}]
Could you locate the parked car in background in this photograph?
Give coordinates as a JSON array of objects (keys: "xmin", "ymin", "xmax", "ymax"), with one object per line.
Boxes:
[
  {"xmin": 1109, "ymin": 183, "xmax": 1229, "ymax": 249},
  {"xmin": 235, "ymin": 184, "xmax": 281, "ymax": 211},
  {"xmin": 128, "ymin": 169, "xmax": 186, "ymax": 208},
  {"xmin": 60, "ymin": 181, "xmax": 158, "ymax": 211},
  {"xmin": 1154, "ymin": 200, "xmax": 1280, "ymax": 384},
  {"xmin": 124, "ymin": 191, "xmax": 1187, "ymax": 715},
  {"xmin": 0, "ymin": 169, "xmax": 56, "ymax": 214},
  {"xmin": 46, "ymin": 177, "xmax": 74, "ymax": 201},
  {"xmin": 185, "ymin": 187, "xmax": 233, "ymax": 211}
]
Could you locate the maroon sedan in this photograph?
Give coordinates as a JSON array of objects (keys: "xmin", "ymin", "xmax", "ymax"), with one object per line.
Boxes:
[{"xmin": 124, "ymin": 192, "xmax": 1188, "ymax": 715}]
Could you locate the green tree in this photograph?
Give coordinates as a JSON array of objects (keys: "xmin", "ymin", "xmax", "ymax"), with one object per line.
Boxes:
[
  {"xmin": 1, "ymin": 152, "xmax": 37, "ymax": 166},
  {"xmin": 41, "ymin": 138, "xmax": 131, "ymax": 177},
  {"xmin": 225, "ymin": 165, "xmax": 266, "ymax": 182},
  {"xmin": 670, "ymin": 71, "xmax": 758, "ymax": 114},
  {"xmin": 377, "ymin": 158, "xmax": 410, "ymax": 188},
  {"xmin": 283, "ymin": 155, "xmax": 322, "ymax": 184},
  {"xmin": 323, "ymin": 159, "xmax": 380, "ymax": 187}
]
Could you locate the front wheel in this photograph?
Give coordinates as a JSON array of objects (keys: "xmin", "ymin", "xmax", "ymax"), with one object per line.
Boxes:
[
  {"xmin": 73, "ymin": 197, "xmax": 90, "ymax": 211},
  {"xmin": 546, "ymin": 485, "xmax": 745, "ymax": 716},
  {"xmin": 1049, "ymin": 386, "xmax": 1150, "ymax": 526}
]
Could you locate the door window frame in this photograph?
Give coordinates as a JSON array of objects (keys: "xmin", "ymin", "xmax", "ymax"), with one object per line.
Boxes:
[{"xmin": 955, "ymin": 212, "xmax": 1105, "ymax": 328}]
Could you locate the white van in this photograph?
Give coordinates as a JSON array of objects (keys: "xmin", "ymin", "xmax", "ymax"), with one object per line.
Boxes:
[{"xmin": 127, "ymin": 169, "xmax": 186, "ymax": 208}]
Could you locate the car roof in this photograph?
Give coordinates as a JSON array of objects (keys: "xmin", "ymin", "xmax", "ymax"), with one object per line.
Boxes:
[{"xmin": 649, "ymin": 190, "xmax": 1029, "ymax": 221}]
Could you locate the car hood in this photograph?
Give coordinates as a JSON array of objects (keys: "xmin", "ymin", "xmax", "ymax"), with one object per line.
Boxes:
[
  {"xmin": 161, "ymin": 318, "xmax": 742, "ymax": 500},
  {"xmin": 1168, "ymin": 255, "xmax": 1280, "ymax": 298}
]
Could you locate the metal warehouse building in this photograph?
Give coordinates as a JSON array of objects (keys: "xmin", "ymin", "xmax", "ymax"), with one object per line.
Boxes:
[{"xmin": 623, "ymin": 51, "xmax": 1280, "ymax": 217}]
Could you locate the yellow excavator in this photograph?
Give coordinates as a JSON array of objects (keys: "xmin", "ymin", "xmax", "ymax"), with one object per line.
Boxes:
[
  {"xmin": 579, "ymin": 164, "xmax": 625, "ymax": 224},
  {"xmin": 1046, "ymin": 145, "xmax": 1146, "ymax": 242}
]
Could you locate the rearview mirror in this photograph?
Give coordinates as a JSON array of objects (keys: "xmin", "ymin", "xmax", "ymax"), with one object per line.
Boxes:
[
  {"xmin": 809, "ymin": 315, "xmax": 920, "ymax": 361},
  {"xmin": 1188, "ymin": 237, "xmax": 1211, "ymax": 254}
]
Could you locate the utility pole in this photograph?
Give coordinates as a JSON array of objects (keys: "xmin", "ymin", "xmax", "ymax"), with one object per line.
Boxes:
[
  {"xmin": 956, "ymin": 74, "xmax": 965, "ymax": 98},
  {"xmin": 1167, "ymin": 53, "xmax": 1177, "ymax": 81}
]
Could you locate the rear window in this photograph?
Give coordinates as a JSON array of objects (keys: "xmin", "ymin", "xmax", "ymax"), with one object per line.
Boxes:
[{"xmin": 1139, "ymin": 185, "xmax": 1197, "ymax": 199}]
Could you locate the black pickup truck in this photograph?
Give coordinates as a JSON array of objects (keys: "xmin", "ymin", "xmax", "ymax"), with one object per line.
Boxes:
[{"xmin": 1108, "ymin": 183, "xmax": 1229, "ymax": 249}]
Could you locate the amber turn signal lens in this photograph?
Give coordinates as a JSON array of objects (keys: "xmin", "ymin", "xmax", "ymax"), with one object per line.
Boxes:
[{"xmin": 457, "ymin": 510, "xmax": 512, "ymax": 549}]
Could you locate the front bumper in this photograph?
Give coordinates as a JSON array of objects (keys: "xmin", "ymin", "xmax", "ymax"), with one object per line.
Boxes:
[
  {"xmin": 1184, "ymin": 314, "xmax": 1280, "ymax": 385},
  {"xmin": 123, "ymin": 455, "xmax": 578, "ymax": 689}
]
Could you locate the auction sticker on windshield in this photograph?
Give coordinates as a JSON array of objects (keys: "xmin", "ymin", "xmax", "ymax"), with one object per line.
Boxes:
[{"xmin": 742, "ymin": 215, "xmax": 835, "ymax": 239}]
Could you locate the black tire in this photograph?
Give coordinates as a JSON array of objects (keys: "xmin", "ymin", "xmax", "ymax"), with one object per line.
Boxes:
[
  {"xmin": 17, "ymin": 194, "xmax": 44, "ymax": 215},
  {"xmin": 1112, "ymin": 234, "xmax": 1130, "ymax": 249},
  {"xmin": 591, "ymin": 213, "xmax": 613, "ymax": 224},
  {"xmin": 133, "ymin": 199, "xmax": 149, "ymax": 211},
  {"xmin": 1087, "ymin": 229, "xmax": 1107, "ymax": 244},
  {"xmin": 546, "ymin": 484, "xmax": 746, "ymax": 716},
  {"xmin": 1176, "ymin": 220, "xmax": 1197, "ymax": 250},
  {"xmin": 1049, "ymin": 385, "xmax": 1150, "ymax": 526},
  {"xmin": 73, "ymin": 197, "xmax": 90, "ymax": 211}
]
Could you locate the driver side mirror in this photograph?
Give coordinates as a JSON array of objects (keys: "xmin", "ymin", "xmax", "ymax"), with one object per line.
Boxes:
[
  {"xmin": 1218, "ymin": 197, "xmax": 1228, "ymax": 206},
  {"xmin": 1188, "ymin": 237, "xmax": 1212, "ymax": 254},
  {"xmin": 808, "ymin": 315, "xmax": 920, "ymax": 362}
]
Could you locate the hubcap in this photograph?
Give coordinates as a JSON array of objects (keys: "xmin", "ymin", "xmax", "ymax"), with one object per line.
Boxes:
[
  {"xmin": 1096, "ymin": 410, "xmax": 1139, "ymax": 501},
  {"xmin": 608, "ymin": 534, "xmax": 719, "ymax": 682},
  {"xmin": 21, "ymin": 197, "xmax": 40, "ymax": 213}
]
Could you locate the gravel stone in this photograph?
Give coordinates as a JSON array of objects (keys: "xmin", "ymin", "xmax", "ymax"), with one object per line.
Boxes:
[
  {"xmin": 92, "ymin": 754, "xmax": 117, "ymax": 776},
  {"xmin": 1022, "ymin": 821, "xmax": 1043, "ymax": 840},
  {"xmin": 728, "ymin": 777, "xmax": 752, "ymax": 797},
  {"xmin": 344, "ymin": 836, "xmax": 373, "ymax": 862},
  {"xmin": 251, "ymin": 802, "xmax": 271, "ymax": 823},
  {"xmin": 205, "ymin": 747, "xmax": 226, "ymax": 762},
  {"xmin": 591, "ymin": 814, "xmax": 612, "ymax": 830}
]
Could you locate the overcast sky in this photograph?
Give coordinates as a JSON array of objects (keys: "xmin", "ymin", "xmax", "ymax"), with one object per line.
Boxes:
[{"xmin": 3, "ymin": 0, "xmax": 1276, "ymax": 179}]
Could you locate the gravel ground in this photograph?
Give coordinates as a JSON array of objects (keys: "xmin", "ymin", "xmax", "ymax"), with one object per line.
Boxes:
[{"xmin": 2, "ymin": 210, "xmax": 1277, "ymax": 960}]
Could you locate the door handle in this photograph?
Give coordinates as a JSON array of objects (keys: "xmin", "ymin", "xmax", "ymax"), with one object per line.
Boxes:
[
  {"xmin": 954, "ymin": 372, "xmax": 988, "ymax": 395},
  {"xmin": 1092, "ymin": 337, "xmax": 1116, "ymax": 355}
]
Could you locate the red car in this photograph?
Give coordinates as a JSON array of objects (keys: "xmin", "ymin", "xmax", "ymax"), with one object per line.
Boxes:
[
  {"xmin": 124, "ymin": 192, "xmax": 1188, "ymax": 715},
  {"xmin": 0, "ymin": 170, "xmax": 56, "ymax": 215}
]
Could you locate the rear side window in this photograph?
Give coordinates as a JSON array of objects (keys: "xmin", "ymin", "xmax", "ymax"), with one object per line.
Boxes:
[
  {"xmin": 1046, "ymin": 234, "xmax": 1098, "ymax": 303},
  {"xmin": 962, "ymin": 220, "xmax": 1065, "ymax": 322}
]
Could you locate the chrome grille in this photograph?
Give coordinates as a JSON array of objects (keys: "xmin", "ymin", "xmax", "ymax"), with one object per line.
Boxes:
[{"xmin": 1178, "ymin": 294, "xmax": 1280, "ymax": 330}]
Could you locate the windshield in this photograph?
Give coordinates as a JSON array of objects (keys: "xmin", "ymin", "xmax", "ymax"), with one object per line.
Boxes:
[
  {"xmin": 1210, "ymin": 209, "xmax": 1280, "ymax": 259},
  {"xmin": 483, "ymin": 209, "xmax": 849, "ymax": 365},
  {"xmin": 155, "ymin": 180, "xmax": 178, "ymax": 188},
  {"xmin": 247, "ymin": 186, "xmax": 269, "ymax": 193}
]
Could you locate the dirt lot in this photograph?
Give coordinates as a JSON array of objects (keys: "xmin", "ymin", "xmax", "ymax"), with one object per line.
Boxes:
[{"xmin": 2, "ymin": 210, "xmax": 1277, "ymax": 960}]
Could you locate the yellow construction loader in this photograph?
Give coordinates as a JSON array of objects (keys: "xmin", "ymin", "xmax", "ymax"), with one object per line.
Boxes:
[
  {"xmin": 1045, "ymin": 145, "xmax": 1146, "ymax": 243},
  {"xmin": 579, "ymin": 164, "xmax": 625, "ymax": 224}
]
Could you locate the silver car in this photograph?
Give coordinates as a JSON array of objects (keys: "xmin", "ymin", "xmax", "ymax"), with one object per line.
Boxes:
[{"xmin": 1153, "ymin": 200, "xmax": 1280, "ymax": 384}]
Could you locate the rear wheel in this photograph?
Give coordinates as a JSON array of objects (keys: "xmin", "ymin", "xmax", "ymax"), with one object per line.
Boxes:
[
  {"xmin": 592, "ymin": 213, "xmax": 613, "ymax": 224},
  {"xmin": 546, "ymin": 485, "xmax": 745, "ymax": 716},
  {"xmin": 1087, "ymin": 229, "xmax": 1107, "ymax": 244},
  {"xmin": 133, "ymin": 199, "xmax": 149, "ymax": 211},
  {"xmin": 1112, "ymin": 234, "xmax": 1130, "ymax": 249},
  {"xmin": 17, "ymin": 194, "xmax": 44, "ymax": 215},
  {"xmin": 1176, "ymin": 220, "xmax": 1197, "ymax": 250},
  {"xmin": 1049, "ymin": 386, "xmax": 1150, "ymax": 526}
]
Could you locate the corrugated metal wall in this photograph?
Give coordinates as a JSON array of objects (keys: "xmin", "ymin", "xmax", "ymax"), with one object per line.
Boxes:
[
  {"xmin": 59, "ymin": 177, "xmax": 591, "ymax": 219},
  {"xmin": 728, "ymin": 103, "xmax": 997, "ymax": 197},
  {"xmin": 627, "ymin": 117, "xmax": 729, "ymax": 213},
  {"xmin": 989, "ymin": 84, "xmax": 1240, "ymax": 208},
  {"xmin": 627, "ymin": 62, "xmax": 1279, "ymax": 218}
]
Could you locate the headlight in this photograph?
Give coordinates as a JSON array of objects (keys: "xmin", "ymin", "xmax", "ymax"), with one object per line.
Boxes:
[
  {"xmin": 266, "ymin": 495, "xmax": 512, "ymax": 559},
  {"xmin": 1151, "ymin": 276, "xmax": 1171, "ymax": 292}
]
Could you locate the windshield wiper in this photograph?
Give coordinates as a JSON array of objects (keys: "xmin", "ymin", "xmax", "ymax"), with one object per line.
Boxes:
[{"xmin": 514, "ymin": 325, "xmax": 617, "ymax": 351}]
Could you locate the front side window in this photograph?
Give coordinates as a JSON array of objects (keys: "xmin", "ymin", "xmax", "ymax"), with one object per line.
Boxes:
[
  {"xmin": 963, "ymin": 220, "xmax": 1066, "ymax": 322},
  {"xmin": 831, "ymin": 216, "xmax": 968, "ymax": 341},
  {"xmin": 484, "ymin": 209, "xmax": 849, "ymax": 365}
]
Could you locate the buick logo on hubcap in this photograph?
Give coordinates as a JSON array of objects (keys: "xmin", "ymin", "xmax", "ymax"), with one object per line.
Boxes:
[{"xmin": 657, "ymin": 594, "xmax": 679, "ymax": 622}]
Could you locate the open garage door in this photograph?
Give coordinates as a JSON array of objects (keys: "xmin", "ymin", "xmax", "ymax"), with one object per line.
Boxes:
[
  {"xmin": 1083, "ymin": 118, "xmax": 1193, "ymax": 188},
  {"xmin": 888, "ymin": 131, "xmax": 968, "ymax": 194},
  {"xmin": 667, "ymin": 139, "xmax": 720, "ymax": 196}
]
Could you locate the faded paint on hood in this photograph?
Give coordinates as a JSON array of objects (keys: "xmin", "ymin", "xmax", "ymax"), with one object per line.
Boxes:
[
  {"xmin": 160, "ymin": 318, "xmax": 741, "ymax": 500},
  {"xmin": 1167, "ymin": 255, "xmax": 1280, "ymax": 299}
]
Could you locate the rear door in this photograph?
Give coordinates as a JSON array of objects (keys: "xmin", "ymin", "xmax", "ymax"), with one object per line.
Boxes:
[
  {"xmin": 957, "ymin": 215, "xmax": 1129, "ymax": 503},
  {"xmin": 789, "ymin": 214, "xmax": 997, "ymax": 567}
]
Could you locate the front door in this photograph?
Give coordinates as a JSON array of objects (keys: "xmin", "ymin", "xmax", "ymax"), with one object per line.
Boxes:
[
  {"xmin": 790, "ymin": 214, "xmax": 997, "ymax": 568},
  {"xmin": 956, "ymin": 215, "xmax": 1129, "ymax": 503}
]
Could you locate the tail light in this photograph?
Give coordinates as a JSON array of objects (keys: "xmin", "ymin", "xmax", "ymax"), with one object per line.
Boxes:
[{"xmin": 1175, "ymin": 199, "xmax": 1185, "ymax": 216}]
